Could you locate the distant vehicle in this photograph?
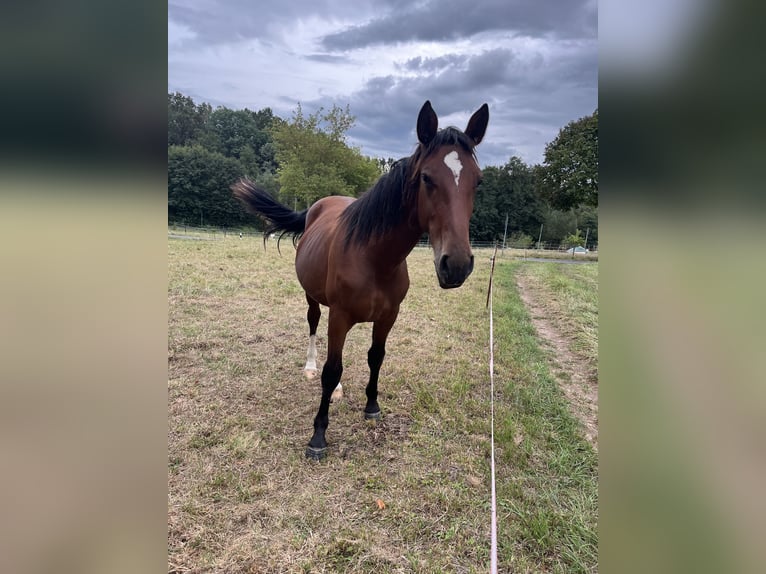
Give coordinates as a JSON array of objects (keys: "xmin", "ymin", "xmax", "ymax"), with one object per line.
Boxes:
[{"xmin": 566, "ymin": 246, "xmax": 589, "ymax": 254}]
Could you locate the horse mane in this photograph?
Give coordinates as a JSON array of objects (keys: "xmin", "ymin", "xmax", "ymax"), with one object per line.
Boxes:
[{"xmin": 340, "ymin": 127, "xmax": 477, "ymax": 248}]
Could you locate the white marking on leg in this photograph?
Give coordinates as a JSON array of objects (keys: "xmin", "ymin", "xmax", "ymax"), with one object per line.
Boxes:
[
  {"xmin": 444, "ymin": 150, "xmax": 463, "ymax": 191},
  {"xmin": 304, "ymin": 334, "xmax": 318, "ymax": 379},
  {"xmin": 331, "ymin": 382, "xmax": 343, "ymax": 402}
]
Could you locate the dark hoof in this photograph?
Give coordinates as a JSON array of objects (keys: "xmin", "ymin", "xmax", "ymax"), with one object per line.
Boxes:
[
  {"xmin": 305, "ymin": 446, "xmax": 327, "ymax": 460},
  {"xmin": 364, "ymin": 410, "xmax": 381, "ymax": 420}
]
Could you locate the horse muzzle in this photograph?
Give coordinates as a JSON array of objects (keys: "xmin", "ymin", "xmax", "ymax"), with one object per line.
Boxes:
[{"xmin": 435, "ymin": 253, "xmax": 474, "ymax": 289}]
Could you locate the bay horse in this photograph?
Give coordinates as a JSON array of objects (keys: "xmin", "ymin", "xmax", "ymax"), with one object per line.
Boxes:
[{"xmin": 233, "ymin": 100, "xmax": 489, "ymax": 459}]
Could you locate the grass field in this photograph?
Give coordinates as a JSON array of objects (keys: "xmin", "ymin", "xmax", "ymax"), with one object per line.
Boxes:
[{"xmin": 168, "ymin": 235, "xmax": 598, "ymax": 573}]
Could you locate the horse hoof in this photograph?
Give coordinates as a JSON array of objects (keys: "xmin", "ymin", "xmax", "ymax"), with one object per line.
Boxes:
[
  {"xmin": 364, "ymin": 410, "xmax": 381, "ymax": 421},
  {"xmin": 304, "ymin": 369, "xmax": 318, "ymax": 380},
  {"xmin": 305, "ymin": 446, "xmax": 327, "ymax": 460}
]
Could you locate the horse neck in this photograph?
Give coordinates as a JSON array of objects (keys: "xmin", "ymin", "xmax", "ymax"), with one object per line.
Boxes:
[
  {"xmin": 367, "ymin": 217, "xmax": 422, "ymax": 268},
  {"xmin": 344, "ymin": 161, "xmax": 424, "ymax": 269},
  {"xmin": 361, "ymin": 183, "xmax": 423, "ymax": 268}
]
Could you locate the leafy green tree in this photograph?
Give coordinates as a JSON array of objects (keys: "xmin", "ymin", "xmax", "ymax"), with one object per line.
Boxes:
[
  {"xmin": 251, "ymin": 170, "xmax": 280, "ymax": 197},
  {"xmin": 201, "ymin": 106, "xmax": 278, "ymax": 174},
  {"xmin": 540, "ymin": 109, "xmax": 598, "ymax": 209},
  {"xmin": 271, "ymin": 104, "xmax": 381, "ymax": 206},
  {"xmin": 168, "ymin": 144, "xmax": 248, "ymax": 226},
  {"xmin": 573, "ymin": 204, "xmax": 598, "ymax": 245},
  {"xmin": 470, "ymin": 157, "xmax": 544, "ymax": 242},
  {"xmin": 499, "ymin": 156, "xmax": 545, "ymax": 236},
  {"xmin": 168, "ymin": 92, "xmax": 211, "ymax": 147},
  {"xmin": 470, "ymin": 165, "xmax": 503, "ymax": 241},
  {"xmin": 540, "ymin": 207, "xmax": 577, "ymax": 246},
  {"xmin": 336, "ymin": 144, "xmax": 382, "ymax": 197},
  {"xmin": 238, "ymin": 145, "xmax": 260, "ymax": 178},
  {"xmin": 258, "ymin": 141, "xmax": 278, "ymax": 174}
]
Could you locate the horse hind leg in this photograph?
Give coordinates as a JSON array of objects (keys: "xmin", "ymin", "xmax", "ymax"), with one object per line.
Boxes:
[{"xmin": 304, "ymin": 294, "xmax": 321, "ymax": 380}]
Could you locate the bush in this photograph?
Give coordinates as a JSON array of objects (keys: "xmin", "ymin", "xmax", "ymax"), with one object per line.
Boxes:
[
  {"xmin": 562, "ymin": 230, "xmax": 584, "ymax": 249},
  {"xmin": 507, "ymin": 231, "xmax": 534, "ymax": 248}
]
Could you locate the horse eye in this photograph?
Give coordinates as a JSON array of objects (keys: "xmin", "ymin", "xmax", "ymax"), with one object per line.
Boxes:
[{"xmin": 421, "ymin": 173, "xmax": 433, "ymax": 186}]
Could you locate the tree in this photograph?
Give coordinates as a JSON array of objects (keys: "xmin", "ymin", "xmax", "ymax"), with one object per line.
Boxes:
[
  {"xmin": 470, "ymin": 165, "xmax": 503, "ymax": 241},
  {"xmin": 168, "ymin": 144, "xmax": 248, "ymax": 226},
  {"xmin": 540, "ymin": 109, "xmax": 598, "ymax": 209},
  {"xmin": 201, "ymin": 106, "xmax": 278, "ymax": 175},
  {"xmin": 573, "ymin": 204, "xmax": 598, "ymax": 245},
  {"xmin": 470, "ymin": 157, "xmax": 545, "ymax": 242},
  {"xmin": 168, "ymin": 92, "xmax": 211, "ymax": 147},
  {"xmin": 271, "ymin": 104, "xmax": 381, "ymax": 206},
  {"xmin": 167, "ymin": 93, "xmax": 287, "ymax": 227},
  {"xmin": 540, "ymin": 206, "xmax": 577, "ymax": 246},
  {"xmin": 498, "ymin": 156, "xmax": 545, "ymax": 236}
]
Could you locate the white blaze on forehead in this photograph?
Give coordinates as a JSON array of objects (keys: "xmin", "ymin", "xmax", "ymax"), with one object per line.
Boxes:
[{"xmin": 443, "ymin": 150, "xmax": 463, "ymax": 191}]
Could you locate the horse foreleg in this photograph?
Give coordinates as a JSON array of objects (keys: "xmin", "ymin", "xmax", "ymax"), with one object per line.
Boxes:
[
  {"xmin": 306, "ymin": 310, "xmax": 350, "ymax": 460},
  {"xmin": 304, "ymin": 295, "xmax": 343, "ymax": 399},
  {"xmin": 364, "ymin": 309, "xmax": 399, "ymax": 420},
  {"xmin": 304, "ymin": 295, "xmax": 321, "ymax": 380}
]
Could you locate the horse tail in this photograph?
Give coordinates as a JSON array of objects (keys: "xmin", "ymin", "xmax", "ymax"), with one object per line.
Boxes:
[{"xmin": 232, "ymin": 178, "xmax": 307, "ymax": 250}]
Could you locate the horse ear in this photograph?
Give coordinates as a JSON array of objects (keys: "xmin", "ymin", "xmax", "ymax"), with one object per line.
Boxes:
[
  {"xmin": 465, "ymin": 103, "xmax": 489, "ymax": 145},
  {"xmin": 417, "ymin": 100, "xmax": 438, "ymax": 146}
]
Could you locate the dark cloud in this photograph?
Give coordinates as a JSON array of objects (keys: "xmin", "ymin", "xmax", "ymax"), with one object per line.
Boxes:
[
  {"xmin": 295, "ymin": 41, "xmax": 597, "ymax": 165},
  {"xmin": 168, "ymin": 0, "xmax": 597, "ymax": 166},
  {"xmin": 303, "ymin": 53, "xmax": 352, "ymax": 64},
  {"xmin": 398, "ymin": 54, "xmax": 468, "ymax": 73},
  {"xmin": 169, "ymin": 0, "xmax": 381, "ymax": 46},
  {"xmin": 320, "ymin": 0, "xmax": 596, "ymax": 51}
]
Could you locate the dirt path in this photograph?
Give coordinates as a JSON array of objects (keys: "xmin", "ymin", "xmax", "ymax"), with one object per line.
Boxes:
[{"xmin": 515, "ymin": 273, "xmax": 599, "ymax": 449}]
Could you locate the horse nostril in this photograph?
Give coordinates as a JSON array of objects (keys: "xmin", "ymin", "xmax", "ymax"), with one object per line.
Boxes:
[{"xmin": 439, "ymin": 254, "xmax": 450, "ymax": 275}]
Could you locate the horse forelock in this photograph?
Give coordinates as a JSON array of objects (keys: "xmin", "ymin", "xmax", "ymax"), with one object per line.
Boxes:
[{"xmin": 410, "ymin": 127, "xmax": 477, "ymax": 181}]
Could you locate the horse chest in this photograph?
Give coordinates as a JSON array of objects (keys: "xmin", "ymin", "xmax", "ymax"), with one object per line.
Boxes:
[{"xmin": 329, "ymin": 271, "xmax": 407, "ymax": 322}]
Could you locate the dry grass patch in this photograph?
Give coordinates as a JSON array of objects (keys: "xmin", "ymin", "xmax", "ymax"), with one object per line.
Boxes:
[{"xmin": 169, "ymin": 238, "xmax": 597, "ymax": 573}]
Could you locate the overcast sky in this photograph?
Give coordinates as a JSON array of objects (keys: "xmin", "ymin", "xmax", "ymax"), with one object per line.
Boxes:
[{"xmin": 168, "ymin": 0, "xmax": 598, "ymax": 167}]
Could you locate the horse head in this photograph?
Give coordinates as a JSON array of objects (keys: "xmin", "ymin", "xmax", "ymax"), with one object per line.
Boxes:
[{"xmin": 414, "ymin": 100, "xmax": 489, "ymax": 289}]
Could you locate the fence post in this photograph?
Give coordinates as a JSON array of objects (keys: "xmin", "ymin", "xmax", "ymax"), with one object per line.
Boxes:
[{"xmin": 502, "ymin": 213, "xmax": 508, "ymax": 251}]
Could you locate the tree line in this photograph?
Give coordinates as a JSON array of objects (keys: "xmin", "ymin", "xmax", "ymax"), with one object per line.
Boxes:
[{"xmin": 168, "ymin": 92, "xmax": 597, "ymax": 248}]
